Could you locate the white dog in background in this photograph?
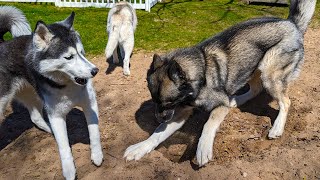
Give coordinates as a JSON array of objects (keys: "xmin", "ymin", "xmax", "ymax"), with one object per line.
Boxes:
[{"xmin": 105, "ymin": 1, "xmax": 137, "ymax": 76}]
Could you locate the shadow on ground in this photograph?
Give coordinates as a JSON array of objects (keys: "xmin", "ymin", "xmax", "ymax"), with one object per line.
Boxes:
[{"xmin": 0, "ymin": 102, "xmax": 92, "ymax": 151}]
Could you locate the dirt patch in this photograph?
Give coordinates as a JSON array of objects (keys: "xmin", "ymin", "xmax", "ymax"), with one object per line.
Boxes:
[{"xmin": 0, "ymin": 29, "xmax": 320, "ymax": 179}]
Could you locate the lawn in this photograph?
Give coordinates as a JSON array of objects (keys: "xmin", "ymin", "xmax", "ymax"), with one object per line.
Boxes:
[{"xmin": 1, "ymin": 0, "xmax": 319, "ymax": 55}]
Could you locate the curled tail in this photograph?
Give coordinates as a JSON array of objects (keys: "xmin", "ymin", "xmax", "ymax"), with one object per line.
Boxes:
[
  {"xmin": 0, "ymin": 6, "xmax": 31, "ymax": 42},
  {"xmin": 288, "ymin": 0, "xmax": 317, "ymax": 34}
]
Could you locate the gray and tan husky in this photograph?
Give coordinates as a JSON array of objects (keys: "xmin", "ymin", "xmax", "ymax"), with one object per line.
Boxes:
[
  {"xmin": 105, "ymin": 1, "xmax": 137, "ymax": 76},
  {"xmin": 124, "ymin": 0, "xmax": 316, "ymax": 166},
  {"xmin": 0, "ymin": 6, "xmax": 103, "ymax": 179}
]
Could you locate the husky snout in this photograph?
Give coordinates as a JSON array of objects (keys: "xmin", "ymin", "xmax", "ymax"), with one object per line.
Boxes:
[
  {"xmin": 74, "ymin": 66, "xmax": 99, "ymax": 86},
  {"xmin": 155, "ymin": 104, "xmax": 175, "ymax": 123},
  {"xmin": 91, "ymin": 67, "xmax": 99, "ymax": 77},
  {"xmin": 72, "ymin": 57, "xmax": 99, "ymax": 85}
]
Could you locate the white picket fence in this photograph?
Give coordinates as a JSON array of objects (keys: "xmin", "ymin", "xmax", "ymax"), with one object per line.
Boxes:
[{"xmin": 0, "ymin": 0, "xmax": 158, "ymax": 11}]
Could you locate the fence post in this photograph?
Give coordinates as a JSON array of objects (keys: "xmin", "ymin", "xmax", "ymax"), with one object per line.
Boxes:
[
  {"xmin": 145, "ymin": 0, "xmax": 149, "ymax": 12},
  {"xmin": 55, "ymin": 0, "xmax": 61, "ymax": 7}
]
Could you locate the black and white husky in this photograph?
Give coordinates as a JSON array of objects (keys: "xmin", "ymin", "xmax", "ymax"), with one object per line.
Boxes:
[
  {"xmin": 0, "ymin": 6, "xmax": 103, "ymax": 179},
  {"xmin": 124, "ymin": 0, "xmax": 316, "ymax": 167}
]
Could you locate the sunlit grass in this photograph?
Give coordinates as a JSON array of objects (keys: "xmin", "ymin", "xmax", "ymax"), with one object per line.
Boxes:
[{"xmin": 1, "ymin": 0, "xmax": 319, "ymax": 55}]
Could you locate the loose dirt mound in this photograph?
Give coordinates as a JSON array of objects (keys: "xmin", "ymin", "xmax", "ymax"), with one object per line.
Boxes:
[{"xmin": 0, "ymin": 29, "xmax": 319, "ymax": 180}]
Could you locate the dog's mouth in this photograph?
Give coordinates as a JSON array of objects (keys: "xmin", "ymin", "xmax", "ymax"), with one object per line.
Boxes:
[
  {"xmin": 155, "ymin": 104, "xmax": 175, "ymax": 123},
  {"xmin": 155, "ymin": 109, "xmax": 175, "ymax": 123},
  {"xmin": 74, "ymin": 77, "xmax": 88, "ymax": 85}
]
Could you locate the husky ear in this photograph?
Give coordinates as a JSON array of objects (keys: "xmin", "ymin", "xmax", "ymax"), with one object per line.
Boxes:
[
  {"xmin": 59, "ymin": 12, "xmax": 75, "ymax": 30},
  {"xmin": 152, "ymin": 54, "xmax": 164, "ymax": 70},
  {"xmin": 168, "ymin": 61, "xmax": 186, "ymax": 82},
  {"xmin": 33, "ymin": 21, "xmax": 54, "ymax": 51}
]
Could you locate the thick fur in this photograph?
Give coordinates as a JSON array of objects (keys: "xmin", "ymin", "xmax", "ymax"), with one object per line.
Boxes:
[
  {"xmin": 124, "ymin": 0, "xmax": 316, "ymax": 166},
  {"xmin": 0, "ymin": 7, "xmax": 103, "ymax": 179},
  {"xmin": 0, "ymin": 6, "xmax": 31, "ymax": 42},
  {"xmin": 105, "ymin": 1, "xmax": 137, "ymax": 76}
]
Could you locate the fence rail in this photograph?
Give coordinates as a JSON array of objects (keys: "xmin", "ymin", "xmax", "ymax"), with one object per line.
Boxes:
[{"xmin": 0, "ymin": 0, "xmax": 157, "ymax": 11}]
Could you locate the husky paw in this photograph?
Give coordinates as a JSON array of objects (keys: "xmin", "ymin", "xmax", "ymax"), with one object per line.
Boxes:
[
  {"xmin": 268, "ymin": 127, "xmax": 283, "ymax": 139},
  {"xmin": 124, "ymin": 141, "xmax": 154, "ymax": 161},
  {"xmin": 91, "ymin": 149, "xmax": 104, "ymax": 166},
  {"xmin": 196, "ymin": 136, "xmax": 213, "ymax": 167},
  {"xmin": 123, "ymin": 69, "xmax": 130, "ymax": 76},
  {"xmin": 62, "ymin": 159, "xmax": 76, "ymax": 180}
]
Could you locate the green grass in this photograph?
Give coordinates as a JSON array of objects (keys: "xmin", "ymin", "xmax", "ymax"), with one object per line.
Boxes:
[{"xmin": 1, "ymin": 0, "xmax": 319, "ymax": 55}]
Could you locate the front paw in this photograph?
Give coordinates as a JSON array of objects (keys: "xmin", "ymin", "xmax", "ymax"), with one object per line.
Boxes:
[
  {"xmin": 196, "ymin": 136, "xmax": 214, "ymax": 167},
  {"xmin": 62, "ymin": 159, "xmax": 76, "ymax": 180},
  {"xmin": 123, "ymin": 69, "xmax": 130, "ymax": 76},
  {"xmin": 124, "ymin": 141, "xmax": 154, "ymax": 161},
  {"xmin": 268, "ymin": 126, "xmax": 284, "ymax": 139},
  {"xmin": 91, "ymin": 149, "xmax": 103, "ymax": 166}
]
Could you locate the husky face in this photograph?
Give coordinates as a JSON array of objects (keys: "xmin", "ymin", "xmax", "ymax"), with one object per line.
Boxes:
[
  {"xmin": 32, "ymin": 13, "xmax": 99, "ymax": 86},
  {"xmin": 147, "ymin": 54, "xmax": 196, "ymax": 123}
]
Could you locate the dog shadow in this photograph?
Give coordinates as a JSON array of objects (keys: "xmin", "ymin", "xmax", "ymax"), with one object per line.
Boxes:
[
  {"xmin": 0, "ymin": 102, "xmax": 91, "ymax": 151},
  {"xmin": 238, "ymin": 91, "xmax": 279, "ymax": 124},
  {"xmin": 105, "ymin": 56, "xmax": 123, "ymax": 75},
  {"xmin": 65, "ymin": 108, "xmax": 91, "ymax": 145},
  {"xmin": 134, "ymin": 91, "xmax": 278, "ymax": 169},
  {"xmin": 0, "ymin": 102, "xmax": 34, "ymax": 150}
]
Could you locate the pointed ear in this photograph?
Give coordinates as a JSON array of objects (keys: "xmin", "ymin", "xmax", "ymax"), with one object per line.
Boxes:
[
  {"xmin": 33, "ymin": 21, "xmax": 54, "ymax": 51},
  {"xmin": 59, "ymin": 12, "xmax": 75, "ymax": 30},
  {"xmin": 151, "ymin": 54, "xmax": 164, "ymax": 70},
  {"xmin": 168, "ymin": 61, "xmax": 186, "ymax": 82}
]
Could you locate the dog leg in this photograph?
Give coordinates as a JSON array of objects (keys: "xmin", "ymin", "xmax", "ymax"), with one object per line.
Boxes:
[
  {"xmin": 122, "ymin": 37, "xmax": 134, "ymax": 76},
  {"xmin": 0, "ymin": 79, "xmax": 22, "ymax": 119},
  {"xmin": 47, "ymin": 111, "xmax": 76, "ymax": 180},
  {"xmin": 124, "ymin": 120, "xmax": 186, "ymax": 161},
  {"xmin": 262, "ymin": 66, "xmax": 291, "ymax": 139},
  {"xmin": 112, "ymin": 47, "xmax": 120, "ymax": 64},
  {"xmin": 0, "ymin": 94, "xmax": 13, "ymax": 119},
  {"xmin": 230, "ymin": 70, "xmax": 263, "ymax": 107},
  {"xmin": 81, "ymin": 83, "xmax": 103, "ymax": 166},
  {"xmin": 119, "ymin": 45, "xmax": 125, "ymax": 60},
  {"xmin": 196, "ymin": 106, "xmax": 229, "ymax": 166},
  {"xmin": 124, "ymin": 107, "xmax": 193, "ymax": 161},
  {"xmin": 15, "ymin": 86, "xmax": 51, "ymax": 133},
  {"xmin": 105, "ymin": 31, "xmax": 119, "ymax": 61},
  {"xmin": 259, "ymin": 46, "xmax": 302, "ymax": 139},
  {"xmin": 268, "ymin": 93, "xmax": 291, "ymax": 139}
]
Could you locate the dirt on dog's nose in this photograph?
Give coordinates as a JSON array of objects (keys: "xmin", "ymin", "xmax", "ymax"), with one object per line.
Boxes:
[{"xmin": 91, "ymin": 68, "xmax": 99, "ymax": 77}]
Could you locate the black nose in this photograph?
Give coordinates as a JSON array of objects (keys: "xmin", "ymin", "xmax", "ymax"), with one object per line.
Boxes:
[{"xmin": 91, "ymin": 68, "xmax": 99, "ymax": 76}]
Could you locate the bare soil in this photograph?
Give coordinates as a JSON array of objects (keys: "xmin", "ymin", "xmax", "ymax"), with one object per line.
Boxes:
[{"xmin": 0, "ymin": 29, "xmax": 319, "ymax": 180}]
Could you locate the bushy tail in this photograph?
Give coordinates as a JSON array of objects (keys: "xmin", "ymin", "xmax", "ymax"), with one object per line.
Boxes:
[
  {"xmin": 288, "ymin": 0, "xmax": 317, "ymax": 34},
  {"xmin": 0, "ymin": 6, "xmax": 31, "ymax": 42}
]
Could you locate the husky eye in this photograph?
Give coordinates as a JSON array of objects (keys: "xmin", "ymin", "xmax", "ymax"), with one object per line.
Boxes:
[{"xmin": 64, "ymin": 55, "xmax": 74, "ymax": 60}]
